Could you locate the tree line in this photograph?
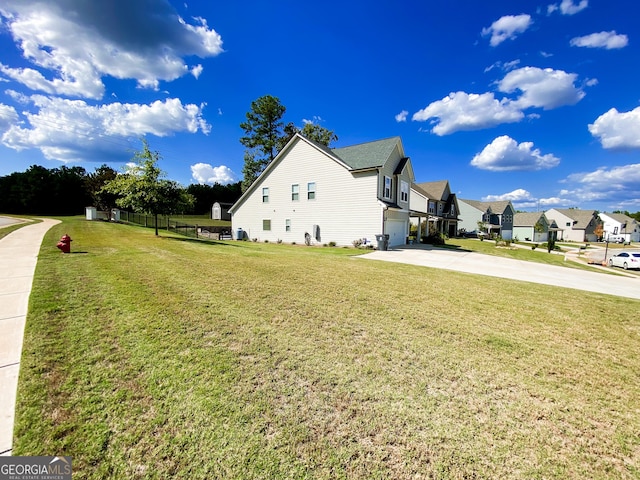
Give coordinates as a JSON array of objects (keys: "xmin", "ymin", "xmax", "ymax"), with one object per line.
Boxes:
[
  {"xmin": 0, "ymin": 94, "xmax": 333, "ymax": 218},
  {"xmin": 0, "ymin": 159, "xmax": 241, "ymax": 217}
]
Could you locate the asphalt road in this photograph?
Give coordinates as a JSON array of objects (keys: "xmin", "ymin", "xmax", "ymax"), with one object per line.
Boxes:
[{"xmin": 357, "ymin": 244, "xmax": 640, "ymax": 300}]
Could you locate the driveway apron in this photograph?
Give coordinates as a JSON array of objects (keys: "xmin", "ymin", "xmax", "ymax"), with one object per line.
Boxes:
[
  {"xmin": 0, "ymin": 218, "xmax": 59, "ymax": 456},
  {"xmin": 357, "ymin": 245, "xmax": 640, "ymax": 300}
]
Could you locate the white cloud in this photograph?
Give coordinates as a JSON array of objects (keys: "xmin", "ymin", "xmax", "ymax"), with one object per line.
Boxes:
[
  {"xmin": 190, "ymin": 163, "xmax": 237, "ymax": 185},
  {"xmin": 302, "ymin": 116, "xmax": 324, "ymax": 125},
  {"xmin": 482, "ymin": 14, "xmax": 532, "ymax": 47},
  {"xmin": 484, "ymin": 59, "xmax": 521, "ymax": 73},
  {"xmin": 568, "ymin": 164, "xmax": 640, "ymax": 189},
  {"xmin": 539, "ymin": 197, "xmax": 571, "ymax": 206},
  {"xmin": 570, "ymin": 31, "xmax": 628, "ymax": 49},
  {"xmin": 0, "ymin": 0, "xmax": 223, "ymax": 99},
  {"xmin": 559, "ymin": 163, "xmax": 640, "ymax": 208},
  {"xmin": 498, "ymin": 66, "xmax": 586, "ymax": 110},
  {"xmin": 412, "ymin": 67, "xmax": 587, "ymax": 135},
  {"xmin": 190, "ymin": 64, "xmax": 204, "ymax": 79},
  {"xmin": 395, "ymin": 110, "xmax": 408, "ymax": 122},
  {"xmin": 553, "ymin": 0, "xmax": 589, "ymax": 15},
  {"xmin": 471, "ymin": 135, "xmax": 560, "ymax": 171},
  {"xmin": 482, "ymin": 188, "xmax": 534, "ymax": 202},
  {"xmin": 588, "ymin": 107, "xmax": 640, "ymax": 149},
  {"xmin": 1, "ymin": 95, "xmax": 211, "ymax": 161},
  {"xmin": 0, "ymin": 103, "xmax": 19, "ymax": 131},
  {"xmin": 412, "ymin": 92, "xmax": 523, "ymax": 135}
]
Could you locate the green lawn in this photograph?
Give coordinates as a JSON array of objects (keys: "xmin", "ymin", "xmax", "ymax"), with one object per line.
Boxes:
[{"xmin": 14, "ymin": 217, "xmax": 640, "ymax": 479}]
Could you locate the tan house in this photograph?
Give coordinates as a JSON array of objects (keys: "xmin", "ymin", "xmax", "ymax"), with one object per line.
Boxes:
[{"xmin": 544, "ymin": 208, "xmax": 600, "ymax": 242}]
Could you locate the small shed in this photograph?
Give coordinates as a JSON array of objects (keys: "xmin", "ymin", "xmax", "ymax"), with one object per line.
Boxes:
[{"xmin": 211, "ymin": 202, "xmax": 232, "ymax": 221}]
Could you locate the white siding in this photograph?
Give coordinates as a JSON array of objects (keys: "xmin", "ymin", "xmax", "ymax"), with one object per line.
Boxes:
[
  {"xmin": 410, "ymin": 189, "xmax": 427, "ymax": 214},
  {"xmin": 232, "ymin": 138, "xmax": 383, "ymax": 246},
  {"xmin": 457, "ymin": 200, "xmax": 482, "ymax": 232}
]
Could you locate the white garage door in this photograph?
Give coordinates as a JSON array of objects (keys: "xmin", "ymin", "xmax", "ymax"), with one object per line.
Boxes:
[{"xmin": 385, "ymin": 220, "xmax": 407, "ymax": 247}]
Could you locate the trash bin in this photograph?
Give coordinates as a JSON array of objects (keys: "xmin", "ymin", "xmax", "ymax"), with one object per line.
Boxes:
[
  {"xmin": 376, "ymin": 234, "xmax": 389, "ymax": 251},
  {"xmin": 236, "ymin": 228, "xmax": 243, "ymax": 240}
]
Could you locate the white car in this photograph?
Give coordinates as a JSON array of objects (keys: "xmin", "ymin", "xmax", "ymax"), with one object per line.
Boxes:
[
  {"xmin": 608, "ymin": 251, "xmax": 640, "ymax": 270},
  {"xmin": 606, "ymin": 235, "xmax": 625, "ymax": 244}
]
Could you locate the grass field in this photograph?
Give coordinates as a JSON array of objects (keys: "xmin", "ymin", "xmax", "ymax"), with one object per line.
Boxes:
[{"xmin": 13, "ymin": 217, "xmax": 640, "ymax": 478}]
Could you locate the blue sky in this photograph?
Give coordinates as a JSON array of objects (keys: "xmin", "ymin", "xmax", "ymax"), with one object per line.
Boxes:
[{"xmin": 0, "ymin": 0, "xmax": 639, "ymax": 212}]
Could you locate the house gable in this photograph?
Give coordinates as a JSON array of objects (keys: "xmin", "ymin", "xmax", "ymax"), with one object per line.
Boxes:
[
  {"xmin": 545, "ymin": 208, "xmax": 600, "ymax": 242},
  {"xmin": 230, "ymin": 134, "xmax": 413, "ymax": 246}
]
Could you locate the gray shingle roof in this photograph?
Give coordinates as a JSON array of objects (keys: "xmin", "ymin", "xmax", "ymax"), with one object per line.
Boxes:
[
  {"xmin": 603, "ymin": 212, "xmax": 635, "ymax": 224},
  {"xmin": 331, "ymin": 137, "xmax": 401, "ymax": 170},
  {"xmin": 416, "ymin": 180, "xmax": 449, "ymax": 200},
  {"xmin": 549, "ymin": 209, "xmax": 597, "ymax": 229},
  {"xmin": 513, "ymin": 212, "xmax": 544, "ymax": 227},
  {"xmin": 460, "ymin": 199, "xmax": 511, "ymax": 214}
]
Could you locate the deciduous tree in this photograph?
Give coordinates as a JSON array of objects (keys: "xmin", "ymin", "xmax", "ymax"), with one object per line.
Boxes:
[{"xmin": 102, "ymin": 140, "xmax": 193, "ymax": 235}]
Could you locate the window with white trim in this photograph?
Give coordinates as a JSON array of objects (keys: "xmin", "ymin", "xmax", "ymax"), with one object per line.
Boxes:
[
  {"xmin": 307, "ymin": 182, "xmax": 316, "ymax": 200},
  {"xmin": 400, "ymin": 181, "xmax": 409, "ymax": 203},
  {"xmin": 262, "ymin": 187, "xmax": 269, "ymax": 203},
  {"xmin": 428, "ymin": 201, "xmax": 435, "ymax": 214},
  {"xmin": 263, "ymin": 219, "xmax": 271, "ymax": 231},
  {"xmin": 383, "ymin": 176, "xmax": 392, "ymax": 199},
  {"xmin": 291, "ymin": 184, "xmax": 299, "ymax": 201}
]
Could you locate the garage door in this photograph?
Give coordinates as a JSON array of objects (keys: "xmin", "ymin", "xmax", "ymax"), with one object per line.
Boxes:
[{"xmin": 385, "ymin": 219, "xmax": 407, "ymax": 247}]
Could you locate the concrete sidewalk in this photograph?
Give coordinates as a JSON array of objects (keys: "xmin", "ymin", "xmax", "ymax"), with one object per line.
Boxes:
[
  {"xmin": 0, "ymin": 218, "xmax": 60, "ymax": 456},
  {"xmin": 358, "ymin": 245, "xmax": 640, "ymax": 300}
]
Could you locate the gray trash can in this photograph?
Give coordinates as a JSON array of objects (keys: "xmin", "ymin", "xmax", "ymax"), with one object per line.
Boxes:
[
  {"xmin": 376, "ymin": 234, "xmax": 389, "ymax": 251},
  {"xmin": 236, "ymin": 228, "xmax": 243, "ymax": 240}
]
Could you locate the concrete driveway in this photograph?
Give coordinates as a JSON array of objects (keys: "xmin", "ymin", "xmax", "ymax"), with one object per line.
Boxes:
[{"xmin": 357, "ymin": 244, "xmax": 640, "ymax": 300}]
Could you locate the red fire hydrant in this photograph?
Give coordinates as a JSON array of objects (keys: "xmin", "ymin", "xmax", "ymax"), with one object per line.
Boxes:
[{"xmin": 56, "ymin": 234, "xmax": 72, "ymax": 253}]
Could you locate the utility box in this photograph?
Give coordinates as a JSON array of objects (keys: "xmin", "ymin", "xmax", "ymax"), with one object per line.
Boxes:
[{"xmin": 86, "ymin": 206, "xmax": 97, "ymax": 220}]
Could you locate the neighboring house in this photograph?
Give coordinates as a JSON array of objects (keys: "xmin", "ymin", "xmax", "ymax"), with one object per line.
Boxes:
[
  {"xmin": 544, "ymin": 208, "xmax": 600, "ymax": 242},
  {"xmin": 458, "ymin": 199, "xmax": 515, "ymax": 240},
  {"xmin": 410, "ymin": 180, "xmax": 459, "ymax": 238},
  {"xmin": 229, "ymin": 133, "xmax": 415, "ymax": 247},
  {"xmin": 599, "ymin": 212, "xmax": 640, "ymax": 243},
  {"xmin": 211, "ymin": 202, "xmax": 232, "ymax": 221},
  {"xmin": 513, "ymin": 212, "xmax": 558, "ymax": 243}
]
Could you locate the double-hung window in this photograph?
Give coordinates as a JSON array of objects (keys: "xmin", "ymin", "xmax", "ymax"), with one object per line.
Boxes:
[
  {"xmin": 262, "ymin": 187, "xmax": 269, "ymax": 203},
  {"xmin": 307, "ymin": 182, "xmax": 316, "ymax": 200},
  {"xmin": 263, "ymin": 219, "xmax": 271, "ymax": 231},
  {"xmin": 400, "ymin": 181, "xmax": 409, "ymax": 203},
  {"xmin": 383, "ymin": 176, "xmax": 392, "ymax": 199},
  {"xmin": 291, "ymin": 184, "xmax": 299, "ymax": 201}
]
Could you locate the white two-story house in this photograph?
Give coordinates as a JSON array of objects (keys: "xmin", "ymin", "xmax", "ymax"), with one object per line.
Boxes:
[
  {"xmin": 229, "ymin": 133, "xmax": 415, "ymax": 247},
  {"xmin": 598, "ymin": 212, "xmax": 640, "ymax": 243}
]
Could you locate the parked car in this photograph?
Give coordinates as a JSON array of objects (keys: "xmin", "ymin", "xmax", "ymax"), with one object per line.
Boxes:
[
  {"xmin": 608, "ymin": 251, "xmax": 640, "ymax": 270},
  {"xmin": 606, "ymin": 235, "xmax": 625, "ymax": 244}
]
